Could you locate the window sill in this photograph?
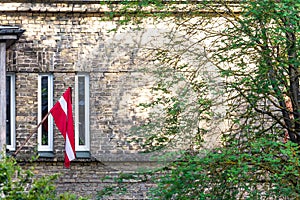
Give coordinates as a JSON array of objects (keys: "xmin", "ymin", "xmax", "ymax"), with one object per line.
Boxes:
[
  {"xmin": 38, "ymin": 151, "xmax": 54, "ymax": 158},
  {"xmin": 76, "ymin": 151, "xmax": 90, "ymax": 158}
]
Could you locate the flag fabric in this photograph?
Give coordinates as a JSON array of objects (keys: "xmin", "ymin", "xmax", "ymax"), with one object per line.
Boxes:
[{"xmin": 50, "ymin": 87, "xmax": 75, "ymax": 168}]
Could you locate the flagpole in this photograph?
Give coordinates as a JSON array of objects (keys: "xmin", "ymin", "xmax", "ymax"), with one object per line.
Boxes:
[{"xmin": 13, "ymin": 112, "xmax": 51, "ymax": 156}]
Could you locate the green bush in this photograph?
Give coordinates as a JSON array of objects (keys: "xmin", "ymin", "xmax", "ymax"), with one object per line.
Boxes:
[
  {"xmin": 0, "ymin": 155, "xmax": 87, "ymax": 200},
  {"xmin": 100, "ymin": 0, "xmax": 300, "ymax": 198},
  {"xmin": 150, "ymin": 136, "xmax": 300, "ymax": 199}
]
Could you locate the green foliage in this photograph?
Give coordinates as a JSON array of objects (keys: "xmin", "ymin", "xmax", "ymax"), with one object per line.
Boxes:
[
  {"xmin": 0, "ymin": 155, "xmax": 56, "ymax": 199},
  {"xmin": 96, "ymin": 172, "xmax": 151, "ymax": 199},
  {"xmin": 150, "ymin": 136, "xmax": 300, "ymax": 199},
  {"xmin": 97, "ymin": 137, "xmax": 300, "ymax": 199},
  {"xmin": 0, "ymin": 155, "xmax": 87, "ymax": 200},
  {"xmin": 212, "ymin": 0, "xmax": 300, "ymax": 143},
  {"xmin": 97, "ymin": 185, "xmax": 128, "ymax": 199},
  {"xmin": 129, "ymin": 52, "xmax": 214, "ymax": 152},
  {"xmin": 101, "ymin": 0, "xmax": 300, "ymax": 199},
  {"xmin": 145, "ymin": 0, "xmax": 300, "ymax": 198}
]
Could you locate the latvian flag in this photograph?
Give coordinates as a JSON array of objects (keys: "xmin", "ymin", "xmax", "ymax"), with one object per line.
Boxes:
[{"xmin": 50, "ymin": 87, "xmax": 76, "ymax": 168}]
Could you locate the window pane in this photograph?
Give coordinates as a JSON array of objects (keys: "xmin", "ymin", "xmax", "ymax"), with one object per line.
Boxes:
[
  {"xmin": 78, "ymin": 76, "xmax": 85, "ymax": 145},
  {"xmin": 38, "ymin": 74, "xmax": 53, "ymax": 152},
  {"xmin": 41, "ymin": 76, "xmax": 48, "ymax": 145},
  {"xmin": 6, "ymin": 76, "xmax": 11, "ymax": 145}
]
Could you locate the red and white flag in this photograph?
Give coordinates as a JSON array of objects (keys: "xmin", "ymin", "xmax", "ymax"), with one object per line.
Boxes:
[{"xmin": 50, "ymin": 87, "xmax": 75, "ymax": 168}]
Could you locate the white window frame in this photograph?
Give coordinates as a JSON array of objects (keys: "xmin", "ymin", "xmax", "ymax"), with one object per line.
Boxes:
[
  {"xmin": 38, "ymin": 74, "xmax": 54, "ymax": 152},
  {"xmin": 75, "ymin": 73, "xmax": 90, "ymax": 151},
  {"xmin": 6, "ymin": 73, "xmax": 15, "ymax": 151}
]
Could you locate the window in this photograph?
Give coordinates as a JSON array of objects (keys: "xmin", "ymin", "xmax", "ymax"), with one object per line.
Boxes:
[
  {"xmin": 6, "ymin": 73, "xmax": 15, "ymax": 151},
  {"xmin": 38, "ymin": 74, "xmax": 53, "ymax": 152},
  {"xmin": 75, "ymin": 73, "xmax": 90, "ymax": 152}
]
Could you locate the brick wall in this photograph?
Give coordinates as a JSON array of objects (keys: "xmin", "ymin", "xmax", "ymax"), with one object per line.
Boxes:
[
  {"xmin": 21, "ymin": 159, "xmax": 158, "ymax": 199},
  {"xmin": 2, "ymin": 3, "xmax": 156, "ymax": 159},
  {"xmin": 0, "ymin": 2, "xmax": 166, "ymax": 198},
  {"xmin": 1, "ymin": 1, "xmax": 225, "ymax": 198}
]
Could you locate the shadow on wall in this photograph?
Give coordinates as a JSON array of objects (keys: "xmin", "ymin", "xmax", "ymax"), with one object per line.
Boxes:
[{"xmin": 72, "ymin": 19, "xmax": 227, "ymax": 159}]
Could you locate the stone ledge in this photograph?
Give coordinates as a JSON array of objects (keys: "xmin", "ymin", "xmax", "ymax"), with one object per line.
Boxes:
[
  {"xmin": 17, "ymin": 155, "xmax": 102, "ymax": 165},
  {"xmin": 18, "ymin": 158, "xmax": 162, "ymax": 172},
  {"xmin": 0, "ymin": 3, "xmax": 112, "ymax": 13},
  {"xmin": 1, "ymin": 0, "xmax": 114, "ymax": 3},
  {"xmin": 0, "ymin": 0, "xmax": 242, "ymax": 3},
  {"xmin": 0, "ymin": 2, "xmax": 242, "ymax": 14},
  {"xmin": 95, "ymin": 151, "xmax": 176, "ymax": 163}
]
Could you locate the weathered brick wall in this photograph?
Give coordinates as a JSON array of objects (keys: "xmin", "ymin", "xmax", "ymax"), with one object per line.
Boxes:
[
  {"xmin": 22, "ymin": 160, "xmax": 158, "ymax": 199},
  {"xmin": 1, "ymin": 1, "xmax": 225, "ymax": 198},
  {"xmin": 2, "ymin": 2, "xmax": 156, "ymax": 160},
  {"xmin": 1, "ymin": 2, "xmax": 168, "ymax": 198}
]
